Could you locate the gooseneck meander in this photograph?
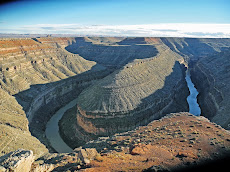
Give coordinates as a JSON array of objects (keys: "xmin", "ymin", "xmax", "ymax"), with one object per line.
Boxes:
[{"xmin": 45, "ymin": 69, "xmax": 201, "ymax": 153}]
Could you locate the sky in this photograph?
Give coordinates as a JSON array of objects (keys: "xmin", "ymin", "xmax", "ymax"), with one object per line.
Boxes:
[{"xmin": 0, "ymin": 0, "xmax": 230, "ymax": 37}]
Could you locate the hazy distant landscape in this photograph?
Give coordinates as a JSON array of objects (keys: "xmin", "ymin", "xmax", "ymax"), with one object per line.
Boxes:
[{"xmin": 0, "ymin": 0, "xmax": 230, "ymax": 171}]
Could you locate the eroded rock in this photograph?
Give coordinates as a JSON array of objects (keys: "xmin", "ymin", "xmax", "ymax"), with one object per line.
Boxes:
[
  {"xmin": 76, "ymin": 148, "xmax": 98, "ymax": 164},
  {"xmin": 0, "ymin": 149, "xmax": 34, "ymax": 172}
]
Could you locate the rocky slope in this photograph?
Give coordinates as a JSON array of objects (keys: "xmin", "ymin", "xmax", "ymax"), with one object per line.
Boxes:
[
  {"xmin": 160, "ymin": 38, "xmax": 230, "ymax": 129},
  {"xmin": 59, "ymin": 39, "xmax": 189, "ymax": 148},
  {"xmin": 0, "ymin": 88, "xmax": 48, "ymax": 158},
  {"xmin": 191, "ymin": 49, "xmax": 230, "ymax": 128},
  {"xmin": 83, "ymin": 112, "xmax": 230, "ymax": 171},
  {"xmin": 1, "ymin": 113, "xmax": 230, "ymax": 172}
]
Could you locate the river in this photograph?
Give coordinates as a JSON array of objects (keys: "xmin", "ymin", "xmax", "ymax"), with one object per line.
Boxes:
[
  {"xmin": 185, "ymin": 69, "xmax": 201, "ymax": 116},
  {"xmin": 45, "ymin": 99, "xmax": 77, "ymax": 153}
]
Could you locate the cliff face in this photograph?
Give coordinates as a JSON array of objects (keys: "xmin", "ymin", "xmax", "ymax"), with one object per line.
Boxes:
[
  {"xmin": 59, "ymin": 40, "xmax": 189, "ymax": 148},
  {"xmin": 0, "ymin": 38, "xmax": 109, "ymax": 157},
  {"xmin": 191, "ymin": 49, "xmax": 230, "ymax": 128},
  {"xmin": 0, "ymin": 38, "xmax": 106, "ymax": 95}
]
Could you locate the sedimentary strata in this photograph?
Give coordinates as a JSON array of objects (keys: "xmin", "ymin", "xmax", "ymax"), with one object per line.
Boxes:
[{"xmin": 65, "ymin": 37, "xmax": 159, "ymax": 67}]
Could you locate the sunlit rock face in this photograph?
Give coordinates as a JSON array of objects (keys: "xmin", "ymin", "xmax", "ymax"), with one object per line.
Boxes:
[{"xmin": 1, "ymin": 112, "xmax": 230, "ymax": 172}]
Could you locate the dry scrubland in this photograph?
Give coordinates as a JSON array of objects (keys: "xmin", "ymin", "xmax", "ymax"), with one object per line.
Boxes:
[
  {"xmin": 2, "ymin": 113, "xmax": 230, "ymax": 171},
  {"xmin": 84, "ymin": 113, "xmax": 230, "ymax": 171}
]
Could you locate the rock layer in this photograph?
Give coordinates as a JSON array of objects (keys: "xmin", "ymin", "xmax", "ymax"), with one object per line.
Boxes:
[
  {"xmin": 65, "ymin": 37, "xmax": 159, "ymax": 67},
  {"xmin": 161, "ymin": 38, "xmax": 230, "ymax": 62}
]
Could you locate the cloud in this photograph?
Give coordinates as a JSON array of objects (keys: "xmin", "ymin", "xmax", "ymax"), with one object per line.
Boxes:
[
  {"xmin": 4, "ymin": 23, "xmax": 230, "ymax": 38},
  {"xmin": 152, "ymin": 29, "xmax": 178, "ymax": 32},
  {"xmin": 41, "ymin": 27, "xmax": 55, "ymax": 30}
]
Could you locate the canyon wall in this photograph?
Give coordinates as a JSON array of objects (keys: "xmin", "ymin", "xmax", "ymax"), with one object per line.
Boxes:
[
  {"xmin": 160, "ymin": 38, "xmax": 230, "ymax": 129},
  {"xmin": 191, "ymin": 49, "xmax": 230, "ymax": 128}
]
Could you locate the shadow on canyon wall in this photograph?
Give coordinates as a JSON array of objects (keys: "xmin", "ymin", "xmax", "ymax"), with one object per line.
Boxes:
[{"xmin": 65, "ymin": 37, "xmax": 159, "ymax": 67}]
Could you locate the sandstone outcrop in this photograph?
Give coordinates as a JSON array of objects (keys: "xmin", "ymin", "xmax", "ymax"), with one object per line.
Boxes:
[
  {"xmin": 0, "ymin": 149, "xmax": 34, "ymax": 172},
  {"xmin": 0, "ymin": 148, "xmax": 99, "ymax": 172},
  {"xmin": 76, "ymin": 148, "xmax": 98, "ymax": 164}
]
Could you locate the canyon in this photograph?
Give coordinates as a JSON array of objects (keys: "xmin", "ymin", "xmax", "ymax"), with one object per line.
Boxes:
[{"xmin": 0, "ymin": 37, "xmax": 230, "ymax": 171}]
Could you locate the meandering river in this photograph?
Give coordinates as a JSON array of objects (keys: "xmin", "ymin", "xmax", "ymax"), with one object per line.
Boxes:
[
  {"xmin": 45, "ymin": 99, "xmax": 76, "ymax": 153},
  {"xmin": 185, "ymin": 69, "xmax": 201, "ymax": 116}
]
